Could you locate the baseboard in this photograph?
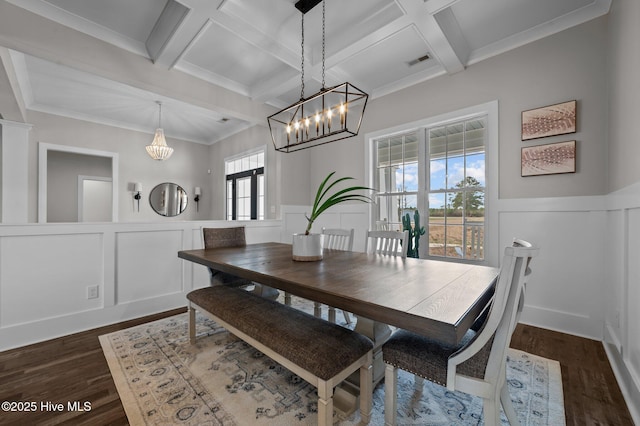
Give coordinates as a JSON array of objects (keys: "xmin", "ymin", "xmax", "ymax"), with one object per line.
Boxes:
[
  {"xmin": 520, "ymin": 304, "xmax": 602, "ymax": 340},
  {"xmin": 603, "ymin": 341, "xmax": 640, "ymax": 425},
  {"xmin": 0, "ymin": 292, "xmax": 187, "ymax": 351}
]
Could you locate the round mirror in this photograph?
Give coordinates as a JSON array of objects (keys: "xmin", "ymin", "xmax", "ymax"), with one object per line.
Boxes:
[{"xmin": 149, "ymin": 182, "xmax": 188, "ymax": 217}]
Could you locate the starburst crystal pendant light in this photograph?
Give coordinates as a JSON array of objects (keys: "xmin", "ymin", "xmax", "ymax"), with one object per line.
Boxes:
[
  {"xmin": 146, "ymin": 101, "xmax": 174, "ymax": 161},
  {"xmin": 268, "ymin": 0, "xmax": 368, "ymax": 153}
]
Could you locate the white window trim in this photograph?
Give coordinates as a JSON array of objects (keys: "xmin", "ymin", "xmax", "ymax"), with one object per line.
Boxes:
[{"xmin": 364, "ymin": 100, "xmax": 499, "ymax": 266}]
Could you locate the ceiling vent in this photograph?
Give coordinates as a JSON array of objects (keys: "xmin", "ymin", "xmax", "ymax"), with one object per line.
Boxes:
[{"xmin": 408, "ymin": 53, "xmax": 431, "ymax": 66}]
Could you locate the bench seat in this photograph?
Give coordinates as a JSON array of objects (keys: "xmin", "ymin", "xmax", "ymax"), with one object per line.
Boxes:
[{"xmin": 187, "ymin": 285, "xmax": 373, "ymax": 425}]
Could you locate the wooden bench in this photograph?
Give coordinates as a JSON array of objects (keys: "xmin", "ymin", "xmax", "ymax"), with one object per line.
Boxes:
[{"xmin": 187, "ymin": 285, "xmax": 374, "ymax": 425}]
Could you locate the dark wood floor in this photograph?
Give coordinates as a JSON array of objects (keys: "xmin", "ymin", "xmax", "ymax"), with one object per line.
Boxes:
[{"xmin": 0, "ymin": 311, "xmax": 633, "ymax": 426}]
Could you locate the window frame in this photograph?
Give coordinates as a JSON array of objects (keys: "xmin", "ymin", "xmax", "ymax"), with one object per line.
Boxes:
[
  {"xmin": 426, "ymin": 116, "xmax": 487, "ymax": 261},
  {"xmin": 365, "ymin": 101, "xmax": 499, "ymax": 266},
  {"xmin": 224, "ymin": 147, "xmax": 266, "ymax": 221}
]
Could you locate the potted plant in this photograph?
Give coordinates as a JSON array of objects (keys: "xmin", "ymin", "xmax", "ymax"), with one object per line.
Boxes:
[{"xmin": 293, "ymin": 171, "xmax": 373, "ymax": 261}]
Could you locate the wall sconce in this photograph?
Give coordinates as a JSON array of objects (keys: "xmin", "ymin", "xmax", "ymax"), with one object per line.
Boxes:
[
  {"xmin": 194, "ymin": 187, "xmax": 201, "ymax": 212},
  {"xmin": 134, "ymin": 182, "xmax": 142, "ymax": 212}
]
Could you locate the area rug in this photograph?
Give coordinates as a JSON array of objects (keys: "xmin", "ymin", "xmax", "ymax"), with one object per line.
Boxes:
[{"xmin": 99, "ymin": 296, "xmax": 565, "ymax": 425}]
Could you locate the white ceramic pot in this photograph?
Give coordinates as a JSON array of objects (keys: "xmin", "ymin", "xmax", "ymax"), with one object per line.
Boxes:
[{"xmin": 292, "ymin": 233, "xmax": 324, "ymax": 261}]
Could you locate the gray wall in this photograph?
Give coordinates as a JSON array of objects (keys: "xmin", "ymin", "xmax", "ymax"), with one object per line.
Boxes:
[
  {"xmin": 301, "ymin": 16, "xmax": 609, "ymax": 200},
  {"xmin": 607, "ymin": 0, "xmax": 640, "ymax": 192},
  {"xmin": 29, "ymin": 110, "xmax": 212, "ymax": 222},
  {"xmin": 207, "ymin": 124, "xmax": 310, "ymax": 220},
  {"xmin": 47, "ymin": 150, "xmax": 111, "ymax": 222}
]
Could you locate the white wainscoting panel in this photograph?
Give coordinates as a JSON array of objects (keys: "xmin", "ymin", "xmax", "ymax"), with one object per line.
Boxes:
[
  {"xmin": 0, "ymin": 220, "xmax": 282, "ymax": 351},
  {"xmin": 115, "ymin": 229, "xmax": 184, "ymax": 304},
  {"xmin": 0, "ymin": 233, "xmax": 104, "ymax": 326},
  {"xmin": 499, "ymin": 209, "xmax": 605, "ymax": 339},
  {"xmin": 626, "ymin": 208, "xmax": 640, "ymax": 394},
  {"xmin": 604, "ymin": 209, "xmax": 625, "ymax": 352},
  {"xmin": 604, "ymin": 181, "xmax": 640, "ymax": 424}
]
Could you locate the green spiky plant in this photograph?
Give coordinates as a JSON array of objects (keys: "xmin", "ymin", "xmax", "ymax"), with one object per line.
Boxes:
[{"xmin": 304, "ymin": 172, "xmax": 374, "ymax": 235}]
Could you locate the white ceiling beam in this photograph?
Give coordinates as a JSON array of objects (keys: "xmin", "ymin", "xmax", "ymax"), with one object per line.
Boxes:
[
  {"xmin": 424, "ymin": 0, "xmax": 463, "ymax": 15},
  {"xmin": 396, "ymin": 0, "xmax": 465, "ymax": 74},
  {"xmin": 145, "ymin": 0, "xmax": 190, "ymax": 62},
  {"xmin": 432, "ymin": 7, "xmax": 470, "ymax": 67},
  {"xmin": 151, "ymin": 0, "xmax": 221, "ymax": 70},
  {"xmin": 0, "ymin": 47, "xmax": 27, "ymax": 121}
]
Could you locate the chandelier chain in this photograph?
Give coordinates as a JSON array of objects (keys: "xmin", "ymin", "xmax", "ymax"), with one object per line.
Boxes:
[
  {"xmin": 300, "ymin": 13, "xmax": 305, "ymax": 99},
  {"xmin": 321, "ymin": 0, "xmax": 325, "ymax": 89}
]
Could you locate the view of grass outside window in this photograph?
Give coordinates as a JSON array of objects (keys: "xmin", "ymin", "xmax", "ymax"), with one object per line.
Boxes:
[
  {"xmin": 225, "ymin": 151, "xmax": 265, "ymax": 220},
  {"xmin": 428, "ymin": 117, "xmax": 486, "ymax": 260},
  {"xmin": 373, "ymin": 116, "xmax": 486, "ymax": 261}
]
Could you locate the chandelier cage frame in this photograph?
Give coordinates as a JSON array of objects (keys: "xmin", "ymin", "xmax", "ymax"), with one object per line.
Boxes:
[
  {"xmin": 268, "ymin": 82, "xmax": 368, "ymax": 153},
  {"xmin": 268, "ymin": 0, "xmax": 368, "ymax": 153}
]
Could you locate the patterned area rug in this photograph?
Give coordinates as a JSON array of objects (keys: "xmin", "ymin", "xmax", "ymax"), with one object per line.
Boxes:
[{"xmin": 99, "ymin": 296, "xmax": 565, "ymax": 425}]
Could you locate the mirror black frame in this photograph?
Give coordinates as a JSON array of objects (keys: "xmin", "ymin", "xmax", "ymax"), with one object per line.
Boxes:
[{"xmin": 149, "ymin": 182, "xmax": 188, "ymax": 217}]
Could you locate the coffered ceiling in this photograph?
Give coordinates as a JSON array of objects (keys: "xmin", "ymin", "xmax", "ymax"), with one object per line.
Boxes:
[{"xmin": 3, "ymin": 0, "xmax": 610, "ymax": 144}]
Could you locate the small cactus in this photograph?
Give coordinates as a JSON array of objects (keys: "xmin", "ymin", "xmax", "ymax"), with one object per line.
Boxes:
[{"xmin": 402, "ymin": 210, "xmax": 426, "ymax": 258}]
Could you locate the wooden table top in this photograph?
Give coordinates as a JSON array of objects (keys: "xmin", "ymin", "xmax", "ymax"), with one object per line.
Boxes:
[{"xmin": 179, "ymin": 242, "xmax": 499, "ymax": 345}]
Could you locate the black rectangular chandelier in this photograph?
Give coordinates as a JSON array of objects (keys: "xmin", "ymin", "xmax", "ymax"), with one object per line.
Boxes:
[
  {"xmin": 267, "ymin": 0, "xmax": 368, "ymax": 153},
  {"xmin": 268, "ymin": 82, "xmax": 368, "ymax": 153}
]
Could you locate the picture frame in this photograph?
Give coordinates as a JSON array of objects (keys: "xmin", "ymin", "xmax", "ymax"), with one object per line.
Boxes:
[
  {"xmin": 521, "ymin": 140, "xmax": 576, "ymax": 177},
  {"xmin": 521, "ymin": 100, "xmax": 576, "ymax": 141}
]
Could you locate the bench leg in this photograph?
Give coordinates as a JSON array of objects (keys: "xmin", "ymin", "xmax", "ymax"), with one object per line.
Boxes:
[
  {"xmin": 189, "ymin": 305, "xmax": 196, "ymax": 344},
  {"xmin": 317, "ymin": 379, "xmax": 333, "ymax": 426},
  {"xmin": 360, "ymin": 352, "xmax": 373, "ymax": 423},
  {"xmin": 284, "ymin": 292, "xmax": 292, "ymax": 306},
  {"xmin": 314, "ymin": 302, "xmax": 322, "ymax": 318}
]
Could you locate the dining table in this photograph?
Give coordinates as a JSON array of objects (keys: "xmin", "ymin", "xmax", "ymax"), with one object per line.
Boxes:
[{"xmin": 178, "ymin": 241, "xmax": 499, "ymax": 405}]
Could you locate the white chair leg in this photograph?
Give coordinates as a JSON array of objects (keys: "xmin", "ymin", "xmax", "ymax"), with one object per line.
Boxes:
[
  {"xmin": 314, "ymin": 302, "xmax": 322, "ymax": 318},
  {"xmin": 482, "ymin": 393, "xmax": 501, "ymax": 426},
  {"xmin": 284, "ymin": 291, "xmax": 292, "ymax": 306},
  {"xmin": 501, "ymin": 383, "xmax": 520, "ymax": 425},
  {"xmin": 317, "ymin": 379, "xmax": 333, "ymax": 426},
  {"xmin": 413, "ymin": 375, "xmax": 425, "ymax": 391},
  {"xmin": 384, "ymin": 363, "xmax": 398, "ymax": 426},
  {"xmin": 343, "ymin": 310, "xmax": 351, "ymax": 324}
]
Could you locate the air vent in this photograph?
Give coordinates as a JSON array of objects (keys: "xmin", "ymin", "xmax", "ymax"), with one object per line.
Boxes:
[{"xmin": 408, "ymin": 53, "xmax": 431, "ymax": 66}]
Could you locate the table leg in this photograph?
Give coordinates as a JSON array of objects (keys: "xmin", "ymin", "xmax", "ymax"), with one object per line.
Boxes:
[{"xmin": 333, "ymin": 316, "xmax": 392, "ymax": 418}]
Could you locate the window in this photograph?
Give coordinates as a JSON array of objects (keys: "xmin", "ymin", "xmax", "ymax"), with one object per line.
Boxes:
[
  {"xmin": 374, "ymin": 131, "xmax": 419, "ymax": 231},
  {"xmin": 427, "ymin": 117, "xmax": 486, "ymax": 260},
  {"xmin": 225, "ymin": 150, "xmax": 265, "ymax": 220},
  {"xmin": 370, "ymin": 105, "xmax": 493, "ymax": 263}
]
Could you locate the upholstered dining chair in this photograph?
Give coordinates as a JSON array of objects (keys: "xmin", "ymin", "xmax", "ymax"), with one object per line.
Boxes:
[
  {"xmin": 314, "ymin": 227, "xmax": 355, "ymax": 324},
  {"xmin": 202, "ymin": 227, "xmax": 279, "ymax": 300},
  {"xmin": 382, "ymin": 239, "xmax": 538, "ymax": 426},
  {"xmin": 364, "ymin": 230, "xmax": 409, "ymax": 258}
]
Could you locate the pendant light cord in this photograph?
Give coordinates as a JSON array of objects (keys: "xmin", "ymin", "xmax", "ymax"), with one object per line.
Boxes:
[
  {"xmin": 300, "ymin": 14, "xmax": 305, "ymax": 100},
  {"xmin": 321, "ymin": 0, "xmax": 325, "ymax": 90}
]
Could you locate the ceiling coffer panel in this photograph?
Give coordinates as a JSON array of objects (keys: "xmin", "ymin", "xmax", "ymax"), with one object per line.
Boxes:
[
  {"xmin": 336, "ymin": 25, "xmax": 436, "ymax": 92},
  {"xmin": 181, "ymin": 22, "xmax": 298, "ymax": 89}
]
